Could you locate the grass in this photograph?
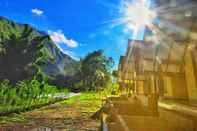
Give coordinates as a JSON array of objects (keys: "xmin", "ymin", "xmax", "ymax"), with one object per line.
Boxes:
[
  {"xmin": 0, "ymin": 113, "xmax": 27, "ymax": 125},
  {"xmin": 0, "ymin": 90, "xmax": 70, "ymax": 124},
  {"xmin": 0, "ymin": 88, "xmax": 69, "ymax": 116},
  {"xmin": 62, "ymin": 92, "xmax": 102, "ymax": 114},
  {"xmin": 0, "ymin": 92, "xmax": 103, "ymax": 125}
]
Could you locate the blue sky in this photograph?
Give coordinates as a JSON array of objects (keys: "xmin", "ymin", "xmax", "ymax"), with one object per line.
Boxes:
[{"xmin": 0, "ymin": 0, "xmax": 146, "ymax": 68}]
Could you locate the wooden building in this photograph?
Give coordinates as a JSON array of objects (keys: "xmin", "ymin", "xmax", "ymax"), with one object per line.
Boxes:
[{"xmin": 102, "ymin": 0, "xmax": 197, "ymax": 130}]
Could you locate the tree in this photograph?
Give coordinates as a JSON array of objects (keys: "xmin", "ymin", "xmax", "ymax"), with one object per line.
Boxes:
[
  {"xmin": 78, "ymin": 50, "xmax": 114, "ymax": 91},
  {"xmin": 112, "ymin": 70, "xmax": 118, "ymax": 78}
]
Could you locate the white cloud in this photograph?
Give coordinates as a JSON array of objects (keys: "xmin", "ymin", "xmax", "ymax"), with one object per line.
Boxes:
[
  {"xmin": 63, "ymin": 50, "xmax": 79, "ymax": 60},
  {"xmin": 31, "ymin": 8, "xmax": 44, "ymax": 16},
  {"xmin": 48, "ymin": 30, "xmax": 78, "ymax": 48},
  {"xmin": 54, "ymin": 46, "xmax": 79, "ymax": 60},
  {"xmin": 58, "ymin": 46, "xmax": 78, "ymax": 59},
  {"xmin": 48, "ymin": 37, "xmax": 79, "ymax": 60}
]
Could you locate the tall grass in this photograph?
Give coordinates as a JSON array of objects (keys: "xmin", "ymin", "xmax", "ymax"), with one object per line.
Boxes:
[{"xmin": 0, "ymin": 79, "xmax": 68, "ymax": 116}]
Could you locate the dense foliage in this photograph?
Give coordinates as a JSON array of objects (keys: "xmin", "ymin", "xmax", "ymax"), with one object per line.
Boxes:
[
  {"xmin": 0, "ymin": 79, "xmax": 69, "ymax": 115},
  {"xmin": 71, "ymin": 50, "xmax": 114, "ymax": 92}
]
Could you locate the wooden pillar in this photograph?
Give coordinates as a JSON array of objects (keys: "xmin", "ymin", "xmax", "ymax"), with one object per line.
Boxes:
[
  {"xmin": 150, "ymin": 75, "xmax": 157, "ymax": 94},
  {"xmin": 158, "ymin": 75, "xmax": 164, "ymax": 97},
  {"xmin": 163, "ymin": 76, "xmax": 173, "ymax": 98},
  {"xmin": 185, "ymin": 48, "xmax": 197, "ymax": 103}
]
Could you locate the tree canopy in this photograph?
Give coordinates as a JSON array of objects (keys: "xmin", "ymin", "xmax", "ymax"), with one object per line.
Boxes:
[{"xmin": 71, "ymin": 50, "xmax": 114, "ymax": 92}]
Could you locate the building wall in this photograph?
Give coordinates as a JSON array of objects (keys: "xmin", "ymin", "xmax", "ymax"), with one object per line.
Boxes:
[
  {"xmin": 143, "ymin": 80, "xmax": 151, "ymax": 95},
  {"xmin": 171, "ymin": 76, "xmax": 188, "ymax": 100},
  {"xmin": 162, "ymin": 76, "xmax": 188, "ymax": 100}
]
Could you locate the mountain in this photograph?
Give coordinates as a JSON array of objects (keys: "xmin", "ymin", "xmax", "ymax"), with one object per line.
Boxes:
[{"xmin": 0, "ymin": 16, "xmax": 77, "ymax": 85}]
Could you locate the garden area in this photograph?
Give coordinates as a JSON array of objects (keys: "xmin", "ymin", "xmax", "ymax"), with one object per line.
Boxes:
[{"xmin": 0, "ymin": 92, "xmax": 103, "ymax": 130}]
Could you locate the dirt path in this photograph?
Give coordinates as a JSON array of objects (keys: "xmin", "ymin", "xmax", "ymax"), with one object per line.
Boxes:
[{"xmin": 0, "ymin": 93, "xmax": 102, "ymax": 131}]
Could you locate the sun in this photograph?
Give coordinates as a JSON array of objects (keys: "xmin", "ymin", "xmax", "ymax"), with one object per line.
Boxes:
[{"xmin": 123, "ymin": 0, "xmax": 157, "ymax": 33}]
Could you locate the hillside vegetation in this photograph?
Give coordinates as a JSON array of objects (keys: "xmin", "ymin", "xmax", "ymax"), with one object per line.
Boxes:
[
  {"xmin": 0, "ymin": 17, "xmax": 114, "ymax": 116},
  {"xmin": 0, "ymin": 17, "xmax": 76, "ymax": 115}
]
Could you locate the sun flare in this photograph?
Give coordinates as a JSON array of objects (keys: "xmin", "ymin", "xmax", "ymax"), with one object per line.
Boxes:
[{"xmin": 123, "ymin": 0, "xmax": 157, "ymax": 33}]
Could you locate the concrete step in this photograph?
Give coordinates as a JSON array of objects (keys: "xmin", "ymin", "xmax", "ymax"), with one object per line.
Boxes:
[
  {"xmin": 106, "ymin": 101, "xmax": 158, "ymax": 116},
  {"xmin": 107, "ymin": 115, "xmax": 194, "ymax": 131},
  {"xmin": 107, "ymin": 96, "xmax": 128, "ymax": 101},
  {"xmin": 102, "ymin": 96, "xmax": 196, "ymax": 131}
]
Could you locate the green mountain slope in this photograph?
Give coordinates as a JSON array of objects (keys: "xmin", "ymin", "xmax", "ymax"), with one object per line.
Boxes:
[{"xmin": 0, "ymin": 17, "xmax": 77, "ymax": 85}]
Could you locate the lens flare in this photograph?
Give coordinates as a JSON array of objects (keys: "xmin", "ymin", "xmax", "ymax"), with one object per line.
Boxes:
[{"xmin": 123, "ymin": 0, "xmax": 157, "ymax": 31}]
